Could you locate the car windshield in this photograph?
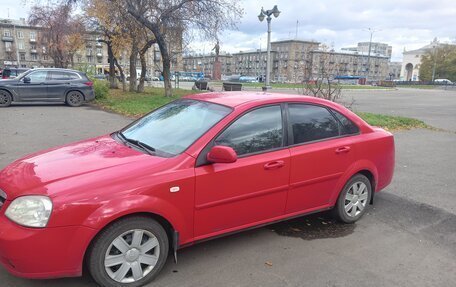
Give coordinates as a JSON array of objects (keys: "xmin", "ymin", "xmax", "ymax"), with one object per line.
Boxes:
[
  {"xmin": 121, "ymin": 99, "xmax": 232, "ymax": 157},
  {"xmin": 16, "ymin": 71, "xmax": 30, "ymax": 79}
]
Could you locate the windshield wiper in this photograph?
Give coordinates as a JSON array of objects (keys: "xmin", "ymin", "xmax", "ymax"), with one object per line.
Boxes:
[{"xmin": 117, "ymin": 131, "xmax": 156, "ymax": 155}]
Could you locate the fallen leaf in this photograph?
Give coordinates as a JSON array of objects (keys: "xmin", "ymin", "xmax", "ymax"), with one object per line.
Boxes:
[{"xmin": 265, "ymin": 261, "xmax": 273, "ymax": 267}]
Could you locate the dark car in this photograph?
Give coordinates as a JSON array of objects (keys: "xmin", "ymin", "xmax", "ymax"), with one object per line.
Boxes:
[
  {"xmin": 0, "ymin": 68, "xmax": 95, "ymax": 107},
  {"xmin": 1, "ymin": 67, "xmax": 30, "ymax": 79}
]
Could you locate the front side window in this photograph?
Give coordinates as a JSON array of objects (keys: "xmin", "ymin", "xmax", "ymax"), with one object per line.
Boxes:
[
  {"xmin": 215, "ymin": 105, "xmax": 283, "ymax": 156},
  {"xmin": 289, "ymin": 104, "xmax": 339, "ymax": 144},
  {"xmin": 26, "ymin": 71, "xmax": 48, "ymax": 83},
  {"xmin": 122, "ymin": 100, "xmax": 232, "ymax": 157}
]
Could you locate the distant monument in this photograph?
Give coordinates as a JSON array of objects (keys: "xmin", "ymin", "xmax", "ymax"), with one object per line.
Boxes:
[{"xmin": 212, "ymin": 40, "xmax": 222, "ymax": 81}]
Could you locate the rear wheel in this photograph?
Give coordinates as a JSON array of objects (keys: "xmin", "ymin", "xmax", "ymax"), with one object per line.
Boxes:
[
  {"xmin": 0, "ymin": 90, "xmax": 12, "ymax": 107},
  {"xmin": 87, "ymin": 217, "xmax": 169, "ymax": 287},
  {"xmin": 66, "ymin": 91, "xmax": 84, "ymax": 107},
  {"xmin": 334, "ymin": 174, "xmax": 372, "ymax": 223}
]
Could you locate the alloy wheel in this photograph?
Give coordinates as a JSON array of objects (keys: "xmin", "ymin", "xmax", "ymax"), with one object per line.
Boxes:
[
  {"xmin": 344, "ymin": 181, "xmax": 369, "ymax": 217},
  {"xmin": 104, "ymin": 229, "xmax": 160, "ymax": 283}
]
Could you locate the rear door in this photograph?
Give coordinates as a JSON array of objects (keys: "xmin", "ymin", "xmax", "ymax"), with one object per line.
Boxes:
[
  {"xmin": 16, "ymin": 70, "xmax": 48, "ymax": 101},
  {"xmin": 47, "ymin": 71, "xmax": 73, "ymax": 100},
  {"xmin": 285, "ymin": 104, "xmax": 358, "ymax": 213}
]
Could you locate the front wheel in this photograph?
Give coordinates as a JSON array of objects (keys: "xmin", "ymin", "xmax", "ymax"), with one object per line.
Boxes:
[
  {"xmin": 87, "ymin": 217, "xmax": 169, "ymax": 287},
  {"xmin": 333, "ymin": 174, "xmax": 372, "ymax": 223},
  {"xmin": 0, "ymin": 90, "xmax": 12, "ymax": 107}
]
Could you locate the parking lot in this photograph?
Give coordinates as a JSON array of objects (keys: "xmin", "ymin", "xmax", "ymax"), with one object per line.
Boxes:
[{"xmin": 0, "ymin": 88, "xmax": 455, "ymax": 287}]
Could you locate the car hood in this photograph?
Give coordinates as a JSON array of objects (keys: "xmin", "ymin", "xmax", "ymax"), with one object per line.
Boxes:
[
  {"xmin": 0, "ymin": 135, "xmax": 168, "ymax": 199},
  {"xmin": 0, "ymin": 79, "xmax": 18, "ymax": 84}
]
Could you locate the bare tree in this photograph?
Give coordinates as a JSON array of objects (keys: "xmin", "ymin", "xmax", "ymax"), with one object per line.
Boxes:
[
  {"xmin": 29, "ymin": 3, "xmax": 85, "ymax": 68},
  {"xmin": 124, "ymin": 0, "xmax": 242, "ymax": 97},
  {"xmin": 301, "ymin": 47, "xmax": 342, "ymax": 103}
]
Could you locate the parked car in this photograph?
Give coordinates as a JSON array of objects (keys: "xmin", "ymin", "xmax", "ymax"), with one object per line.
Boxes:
[
  {"xmin": 0, "ymin": 92, "xmax": 395, "ymax": 287},
  {"xmin": 1, "ymin": 67, "xmax": 30, "ymax": 79},
  {"xmin": 0, "ymin": 68, "xmax": 94, "ymax": 107},
  {"xmin": 434, "ymin": 79, "xmax": 453, "ymax": 85}
]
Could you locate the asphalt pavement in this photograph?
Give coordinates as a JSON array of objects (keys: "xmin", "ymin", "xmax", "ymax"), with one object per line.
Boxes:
[{"xmin": 0, "ymin": 88, "xmax": 455, "ymax": 287}]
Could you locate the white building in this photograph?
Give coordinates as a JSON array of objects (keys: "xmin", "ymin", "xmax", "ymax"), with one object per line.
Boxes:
[{"xmin": 399, "ymin": 38, "xmax": 455, "ymax": 81}]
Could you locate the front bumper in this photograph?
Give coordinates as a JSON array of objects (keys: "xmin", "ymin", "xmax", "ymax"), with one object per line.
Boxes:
[{"xmin": 0, "ymin": 213, "xmax": 97, "ymax": 279}]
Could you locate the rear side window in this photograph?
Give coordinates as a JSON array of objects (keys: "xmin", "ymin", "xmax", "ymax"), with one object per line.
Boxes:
[
  {"xmin": 289, "ymin": 104, "xmax": 339, "ymax": 144},
  {"xmin": 215, "ymin": 105, "xmax": 283, "ymax": 156},
  {"xmin": 67, "ymin": 73, "xmax": 81, "ymax": 80},
  {"xmin": 49, "ymin": 71, "xmax": 69, "ymax": 80},
  {"xmin": 331, "ymin": 109, "xmax": 360, "ymax": 135}
]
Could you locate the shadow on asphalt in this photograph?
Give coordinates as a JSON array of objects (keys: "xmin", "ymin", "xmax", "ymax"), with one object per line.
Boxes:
[{"xmin": 267, "ymin": 211, "xmax": 356, "ymax": 240}]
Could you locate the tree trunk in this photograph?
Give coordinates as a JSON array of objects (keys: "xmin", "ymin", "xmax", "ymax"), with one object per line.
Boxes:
[
  {"xmin": 114, "ymin": 58, "xmax": 127, "ymax": 91},
  {"xmin": 129, "ymin": 41, "xmax": 138, "ymax": 92},
  {"xmin": 137, "ymin": 39, "xmax": 156, "ymax": 93},
  {"xmin": 124, "ymin": 5, "xmax": 173, "ymax": 97},
  {"xmin": 155, "ymin": 34, "xmax": 172, "ymax": 97},
  {"xmin": 137, "ymin": 52, "xmax": 147, "ymax": 93},
  {"xmin": 107, "ymin": 42, "xmax": 118, "ymax": 89}
]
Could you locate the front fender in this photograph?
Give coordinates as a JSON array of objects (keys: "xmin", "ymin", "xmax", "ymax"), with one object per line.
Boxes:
[{"xmin": 81, "ymin": 194, "xmax": 192, "ymax": 246}]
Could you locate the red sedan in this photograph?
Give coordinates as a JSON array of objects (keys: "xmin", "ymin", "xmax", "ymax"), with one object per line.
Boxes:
[{"xmin": 0, "ymin": 92, "xmax": 394, "ymax": 286}]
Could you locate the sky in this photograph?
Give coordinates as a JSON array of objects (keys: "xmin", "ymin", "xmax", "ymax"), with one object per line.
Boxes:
[{"xmin": 2, "ymin": 0, "xmax": 456, "ymax": 61}]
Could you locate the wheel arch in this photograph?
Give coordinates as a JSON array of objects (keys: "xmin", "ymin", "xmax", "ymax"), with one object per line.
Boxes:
[
  {"xmin": 82, "ymin": 211, "xmax": 176, "ymax": 275},
  {"xmin": 65, "ymin": 89, "xmax": 86, "ymax": 101},
  {"xmin": 0, "ymin": 88, "xmax": 15, "ymax": 101},
  {"xmin": 330, "ymin": 161, "xmax": 378, "ymax": 206}
]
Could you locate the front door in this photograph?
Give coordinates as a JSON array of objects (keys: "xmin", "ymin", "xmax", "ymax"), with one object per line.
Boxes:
[
  {"xmin": 285, "ymin": 104, "xmax": 356, "ymax": 213},
  {"xmin": 16, "ymin": 70, "xmax": 48, "ymax": 101},
  {"xmin": 194, "ymin": 105, "xmax": 290, "ymax": 239}
]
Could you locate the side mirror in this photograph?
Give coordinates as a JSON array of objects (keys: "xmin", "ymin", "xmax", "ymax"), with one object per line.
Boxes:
[
  {"xmin": 23, "ymin": 77, "xmax": 31, "ymax": 84},
  {"xmin": 207, "ymin": 145, "xmax": 237, "ymax": 163}
]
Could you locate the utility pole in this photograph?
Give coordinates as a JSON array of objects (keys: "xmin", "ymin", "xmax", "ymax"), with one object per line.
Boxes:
[{"xmin": 295, "ymin": 20, "xmax": 299, "ymax": 40}]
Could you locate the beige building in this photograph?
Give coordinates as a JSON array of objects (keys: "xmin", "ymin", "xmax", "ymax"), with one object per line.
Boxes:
[
  {"xmin": 0, "ymin": 18, "xmax": 109, "ymax": 71},
  {"xmin": 342, "ymin": 42, "xmax": 392, "ymax": 58},
  {"xmin": 0, "ymin": 18, "xmax": 184, "ymax": 79},
  {"xmin": 183, "ymin": 53, "xmax": 233, "ymax": 78},
  {"xmin": 0, "ymin": 18, "xmax": 53, "ymax": 68},
  {"xmin": 309, "ymin": 50, "xmax": 389, "ymax": 82},
  {"xmin": 182, "ymin": 39, "xmax": 390, "ymax": 82}
]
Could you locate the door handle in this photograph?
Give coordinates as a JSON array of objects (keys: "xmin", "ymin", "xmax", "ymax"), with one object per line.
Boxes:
[
  {"xmin": 335, "ymin": 146, "xmax": 351, "ymax": 154},
  {"xmin": 264, "ymin": 160, "xmax": 285, "ymax": 170}
]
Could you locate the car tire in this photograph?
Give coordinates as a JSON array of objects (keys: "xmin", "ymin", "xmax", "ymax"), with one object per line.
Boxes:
[
  {"xmin": 0, "ymin": 90, "xmax": 12, "ymax": 107},
  {"xmin": 66, "ymin": 91, "xmax": 84, "ymax": 107},
  {"xmin": 333, "ymin": 174, "xmax": 372, "ymax": 224},
  {"xmin": 87, "ymin": 216, "xmax": 169, "ymax": 287}
]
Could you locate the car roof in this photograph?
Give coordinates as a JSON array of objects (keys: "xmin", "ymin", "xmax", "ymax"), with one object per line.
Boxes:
[
  {"xmin": 184, "ymin": 91, "xmax": 337, "ymax": 108},
  {"xmin": 27, "ymin": 68, "xmax": 84, "ymax": 74}
]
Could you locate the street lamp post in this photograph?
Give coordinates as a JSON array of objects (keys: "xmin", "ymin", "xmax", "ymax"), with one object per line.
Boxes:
[
  {"xmin": 364, "ymin": 28, "xmax": 379, "ymax": 83},
  {"xmin": 258, "ymin": 5, "xmax": 280, "ymax": 91},
  {"xmin": 431, "ymin": 44, "xmax": 437, "ymax": 82}
]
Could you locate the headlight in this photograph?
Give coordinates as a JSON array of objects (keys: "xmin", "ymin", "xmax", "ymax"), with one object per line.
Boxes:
[{"xmin": 5, "ymin": 196, "xmax": 53, "ymax": 228}]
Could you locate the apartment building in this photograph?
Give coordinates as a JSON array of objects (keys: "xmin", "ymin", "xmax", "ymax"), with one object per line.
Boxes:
[
  {"xmin": 309, "ymin": 50, "xmax": 389, "ymax": 81},
  {"xmin": 182, "ymin": 53, "xmax": 233, "ymax": 78},
  {"xmin": 342, "ymin": 42, "xmax": 392, "ymax": 58}
]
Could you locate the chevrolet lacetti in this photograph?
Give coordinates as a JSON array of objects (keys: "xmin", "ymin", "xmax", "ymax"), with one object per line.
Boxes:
[{"xmin": 0, "ymin": 92, "xmax": 395, "ymax": 287}]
